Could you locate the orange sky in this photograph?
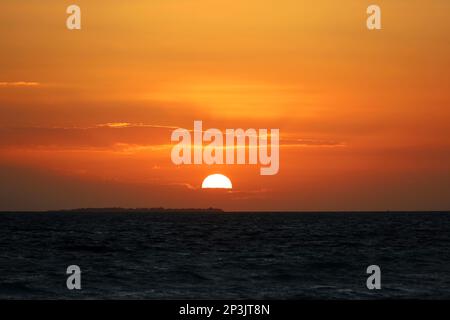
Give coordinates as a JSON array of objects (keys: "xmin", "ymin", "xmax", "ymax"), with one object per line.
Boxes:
[{"xmin": 0, "ymin": 0, "xmax": 449, "ymax": 211}]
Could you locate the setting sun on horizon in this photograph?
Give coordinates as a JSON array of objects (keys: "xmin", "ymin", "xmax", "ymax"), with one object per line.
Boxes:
[
  {"xmin": 202, "ymin": 174, "xmax": 233, "ymax": 189},
  {"xmin": 2, "ymin": 0, "xmax": 450, "ymax": 304}
]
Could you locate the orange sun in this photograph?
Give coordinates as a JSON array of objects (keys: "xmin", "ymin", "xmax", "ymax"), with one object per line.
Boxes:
[{"xmin": 201, "ymin": 174, "xmax": 233, "ymax": 189}]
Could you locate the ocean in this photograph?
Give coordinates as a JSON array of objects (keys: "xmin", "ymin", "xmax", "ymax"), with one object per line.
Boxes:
[{"xmin": 0, "ymin": 211, "xmax": 449, "ymax": 299}]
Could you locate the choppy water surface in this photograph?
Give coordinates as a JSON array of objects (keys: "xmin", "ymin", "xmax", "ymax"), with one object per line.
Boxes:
[{"xmin": 0, "ymin": 212, "xmax": 449, "ymax": 299}]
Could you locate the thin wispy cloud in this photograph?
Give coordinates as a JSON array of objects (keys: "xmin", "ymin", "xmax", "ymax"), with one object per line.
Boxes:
[
  {"xmin": 96, "ymin": 123, "xmax": 179, "ymax": 130},
  {"xmin": 280, "ymin": 138, "xmax": 346, "ymax": 147},
  {"xmin": 0, "ymin": 81, "xmax": 41, "ymax": 87},
  {"xmin": 0, "ymin": 124, "xmax": 345, "ymax": 152}
]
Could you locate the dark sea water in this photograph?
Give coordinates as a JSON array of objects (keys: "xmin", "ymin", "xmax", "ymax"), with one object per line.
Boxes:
[{"xmin": 0, "ymin": 212, "xmax": 449, "ymax": 299}]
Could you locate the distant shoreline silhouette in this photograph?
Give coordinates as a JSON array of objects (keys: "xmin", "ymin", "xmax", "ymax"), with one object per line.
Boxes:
[{"xmin": 50, "ymin": 207, "xmax": 225, "ymax": 213}]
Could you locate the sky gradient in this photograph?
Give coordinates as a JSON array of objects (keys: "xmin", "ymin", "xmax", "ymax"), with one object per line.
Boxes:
[{"xmin": 0, "ymin": 0, "xmax": 449, "ymax": 211}]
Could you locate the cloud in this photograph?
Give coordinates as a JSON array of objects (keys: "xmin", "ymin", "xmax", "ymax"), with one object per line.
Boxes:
[
  {"xmin": 280, "ymin": 138, "xmax": 346, "ymax": 147},
  {"xmin": 0, "ymin": 124, "xmax": 345, "ymax": 153},
  {"xmin": 96, "ymin": 122, "xmax": 179, "ymax": 130},
  {"xmin": 0, "ymin": 124, "xmax": 172, "ymax": 150},
  {"xmin": 167, "ymin": 182, "xmax": 198, "ymax": 190},
  {"xmin": 0, "ymin": 81, "xmax": 41, "ymax": 87}
]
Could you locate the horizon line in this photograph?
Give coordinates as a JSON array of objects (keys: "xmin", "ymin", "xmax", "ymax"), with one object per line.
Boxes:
[{"xmin": 0, "ymin": 208, "xmax": 449, "ymax": 214}]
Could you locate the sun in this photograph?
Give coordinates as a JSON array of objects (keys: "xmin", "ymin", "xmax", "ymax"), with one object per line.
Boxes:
[{"xmin": 201, "ymin": 174, "xmax": 232, "ymax": 189}]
